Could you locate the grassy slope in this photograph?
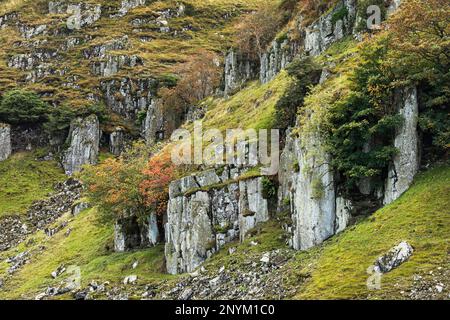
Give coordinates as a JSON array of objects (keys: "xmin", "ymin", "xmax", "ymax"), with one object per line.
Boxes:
[
  {"xmin": 0, "ymin": 0, "xmax": 268, "ymax": 103},
  {"xmin": 0, "ymin": 207, "xmax": 175, "ymax": 299},
  {"xmin": 0, "ymin": 166, "xmax": 448, "ymax": 299},
  {"xmin": 0, "ymin": 152, "xmax": 66, "ymax": 218}
]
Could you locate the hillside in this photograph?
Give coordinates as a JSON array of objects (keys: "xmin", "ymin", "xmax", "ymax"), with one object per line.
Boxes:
[
  {"xmin": 0, "ymin": 0, "xmax": 448, "ymax": 301},
  {"xmin": 0, "ymin": 165, "xmax": 448, "ymax": 299}
]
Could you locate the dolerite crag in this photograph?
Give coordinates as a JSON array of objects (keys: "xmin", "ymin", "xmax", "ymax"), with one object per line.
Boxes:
[
  {"xmin": 304, "ymin": 0, "xmax": 357, "ymax": 57},
  {"xmin": 278, "ymin": 133, "xmax": 351, "ymax": 250},
  {"xmin": 384, "ymin": 87, "xmax": 420, "ymax": 205},
  {"xmin": 62, "ymin": 115, "xmax": 100, "ymax": 175},
  {"xmin": 165, "ymin": 167, "xmax": 269, "ymax": 274},
  {"xmin": 223, "ymin": 50, "xmax": 258, "ymax": 97},
  {"xmin": 0, "ymin": 123, "xmax": 12, "ymax": 161}
]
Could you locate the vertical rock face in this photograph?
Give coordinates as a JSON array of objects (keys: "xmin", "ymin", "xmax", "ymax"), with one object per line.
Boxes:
[
  {"xmin": 0, "ymin": 124, "xmax": 12, "ymax": 162},
  {"xmin": 304, "ymin": 0, "xmax": 357, "ymax": 56},
  {"xmin": 223, "ymin": 50, "xmax": 258, "ymax": 97},
  {"xmin": 384, "ymin": 87, "xmax": 420, "ymax": 205},
  {"xmin": 109, "ymin": 127, "xmax": 126, "ymax": 156},
  {"xmin": 278, "ymin": 132, "xmax": 351, "ymax": 250},
  {"xmin": 260, "ymin": 39, "xmax": 299, "ymax": 84},
  {"xmin": 143, "ymin": 99, "xmax": 165, "ymax": 145},
  {"xmin": 62, "ymin": 115, "xmax": 100, "ymax": 175},
  {"xmin": 101, "ymin": 77, "xmax": 157, "ymax": 121},
  {"xmin": 165, "ymin": 168, "xmax": 269, "ymax": 274},
  {"xmin": 290, "ymin": 138, "xmax": 336, "ymax": 250}
]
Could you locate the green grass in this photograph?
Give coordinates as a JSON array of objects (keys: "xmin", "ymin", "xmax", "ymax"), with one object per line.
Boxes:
[
  {"xmin": 0, "ymin": 152, "xmax": 66, "ymax": 218},
  {"xmin": 293, "ymin": 165, "xmax": 450, "ymax": 299},
  {"xmin": 193, "ymin": 71, "xmax": 291, "ymax": 132}
]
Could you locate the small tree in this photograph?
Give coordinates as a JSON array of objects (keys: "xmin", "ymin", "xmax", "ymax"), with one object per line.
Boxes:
[
  {"xmin": 79, "ymin": 142, "xmax": 152, "ymax": 222},
  {"xmin": 235, "ymin": 4, "xmax": 283, "ymax": 60},
  {"xmin": 159, "ymin": 49, "xmax": 221, "ymax": 125},
  {"xmin": 389, "ymin": 0, "xmax": 449, "ymax": 158}
]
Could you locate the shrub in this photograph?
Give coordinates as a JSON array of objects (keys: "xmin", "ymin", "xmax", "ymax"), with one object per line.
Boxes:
[
  {"xmin": 261, "ymin": 176, "xmax": 277, "ymax": 200},
  {"xmin": 159, "ymin": 49, "xmax": 221, "ymax": 127},
  {"xmin": 274, "ymin": 57, "xmax": 321, "ymax": 130},
  {"xmin": 0, "ymin": 90, "xmax": 50, "ymax": 124}
]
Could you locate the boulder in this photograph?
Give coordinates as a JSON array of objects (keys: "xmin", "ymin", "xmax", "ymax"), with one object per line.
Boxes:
[
  {"xmin": 0, "ymin": 123, "xmax": 12, "ymax": 161},
  {"xmin": 374, "ymin": 241, "xmax": 414, "ymax": 273}
]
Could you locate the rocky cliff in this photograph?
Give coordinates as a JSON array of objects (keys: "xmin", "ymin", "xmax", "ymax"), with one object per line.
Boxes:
[
  {"xmin": 62, "ymin": 115, "xmax": 100, "ymax": 175},
  {"xmin": 384, "ymin": 87, "xmax": 420, "ymax": 205},
  {"xmin": 165, "ymin": 167, "xmax": 269, "ymax": 274}
]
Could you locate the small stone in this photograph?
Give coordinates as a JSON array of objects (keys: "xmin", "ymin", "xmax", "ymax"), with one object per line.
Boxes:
[
  {"xmin": 260, "ymin": 253, "xmax": 270, "ymax": 264},
  {"xmin": 179, "ymin": 288, "xmax": 193, "ymax": 300},
  {"xmin": 132, "ymin": 261, "xmax": 139, "ymax": 269},
  {"xmin": 250, "ymin": 241, "xmax": 258, "ymax": 246},
  {"xmin": 436, "ymin": 285, "xmax": 443, "ymax": 293},
  {"xmin": 228, "ymin": 247, "xmax": 237, "ymax": 255},
  {"xmin": 209, "ymin": 276, "xmax": 221, "ymax": 288},
  {"xmin": 123, "ymin": 275, "xmax": 137, "ymax": 285},
  {"xmin": 35, "ymin": 293, "xmax": 47, "ymax": 300}
]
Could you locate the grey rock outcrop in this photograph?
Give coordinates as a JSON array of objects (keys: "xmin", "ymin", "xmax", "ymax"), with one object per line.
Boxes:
[
  {"xmin": 83, "ymin": 36, "xmax": 129, "ymax": 59},
  {"xmin": 384, "ymin": 87, "xmax": 420, "ymax": 205},
  {"xmin": 278, "ymin": 132, "xmax": 351, "ymax": 250},
  {"xmin": 142, "ymin": 99, "xmax": 165, "ymax": 145},
  {"xmin": 62, "ymin": 115, "xmax": 100, "ymax": 175},
  {"xmin": 91, "ymin": 54, "xmax": 143, "ymax": 77},
  {"xmin": 8, "ymin": 49, "xmax": 59, "ymax": 70},
  {"xmin": 223, "ymin": 50, "xmax": 258, "ymax": 97},
  {"xmin": 165, "ymin": 168, "xmax": 269, "ymax": 274},
  {"xmin": 0, "ymin": 124, "xmax": 12, "ymax": 161},
  {"xmin": 0, "ymin": 12, "xmax": 18, "ymax": 29},
  {"xmin": 112, "ymin": 0, "xmax": 146, "ymax": 18},
  {"xmin": 101, "ymin": 77, "xmax": 157, "ymax": 120},
  {"xmin": 18, "ymin": 24, "xmax": 47, "ymax": 39},
  {"xmin": 304, "ymin": 0, "xmax": 357, "ymax": 56},
  {"xmin": 260, "ymin": 39, "xmax": 299, "ymax": 84},
  {"xmin": 48, "ymin": 2, "xmax": 102, "ymax": 29},
  {"xmin": 71, "ymin": 202, "xmax": 90, "ymax": 216}
]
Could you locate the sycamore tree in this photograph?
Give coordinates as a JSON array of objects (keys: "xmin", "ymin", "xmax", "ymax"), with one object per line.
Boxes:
[
  {"xmin": 140, "ymin": 152, "xmax": 176, "ymax": 217},
  {"xmin": 388, "ymin": 0, "xmax": 449, "ymax": 158},
  {"xmin": 79, "ymin": 142, "xmax": 175, "ymax": 223}
]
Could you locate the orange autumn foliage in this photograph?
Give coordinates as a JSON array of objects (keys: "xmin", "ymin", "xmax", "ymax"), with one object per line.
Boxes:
[{"xmin": 140, "ymin": 152, "xmax": 176, "ymax": 216}]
